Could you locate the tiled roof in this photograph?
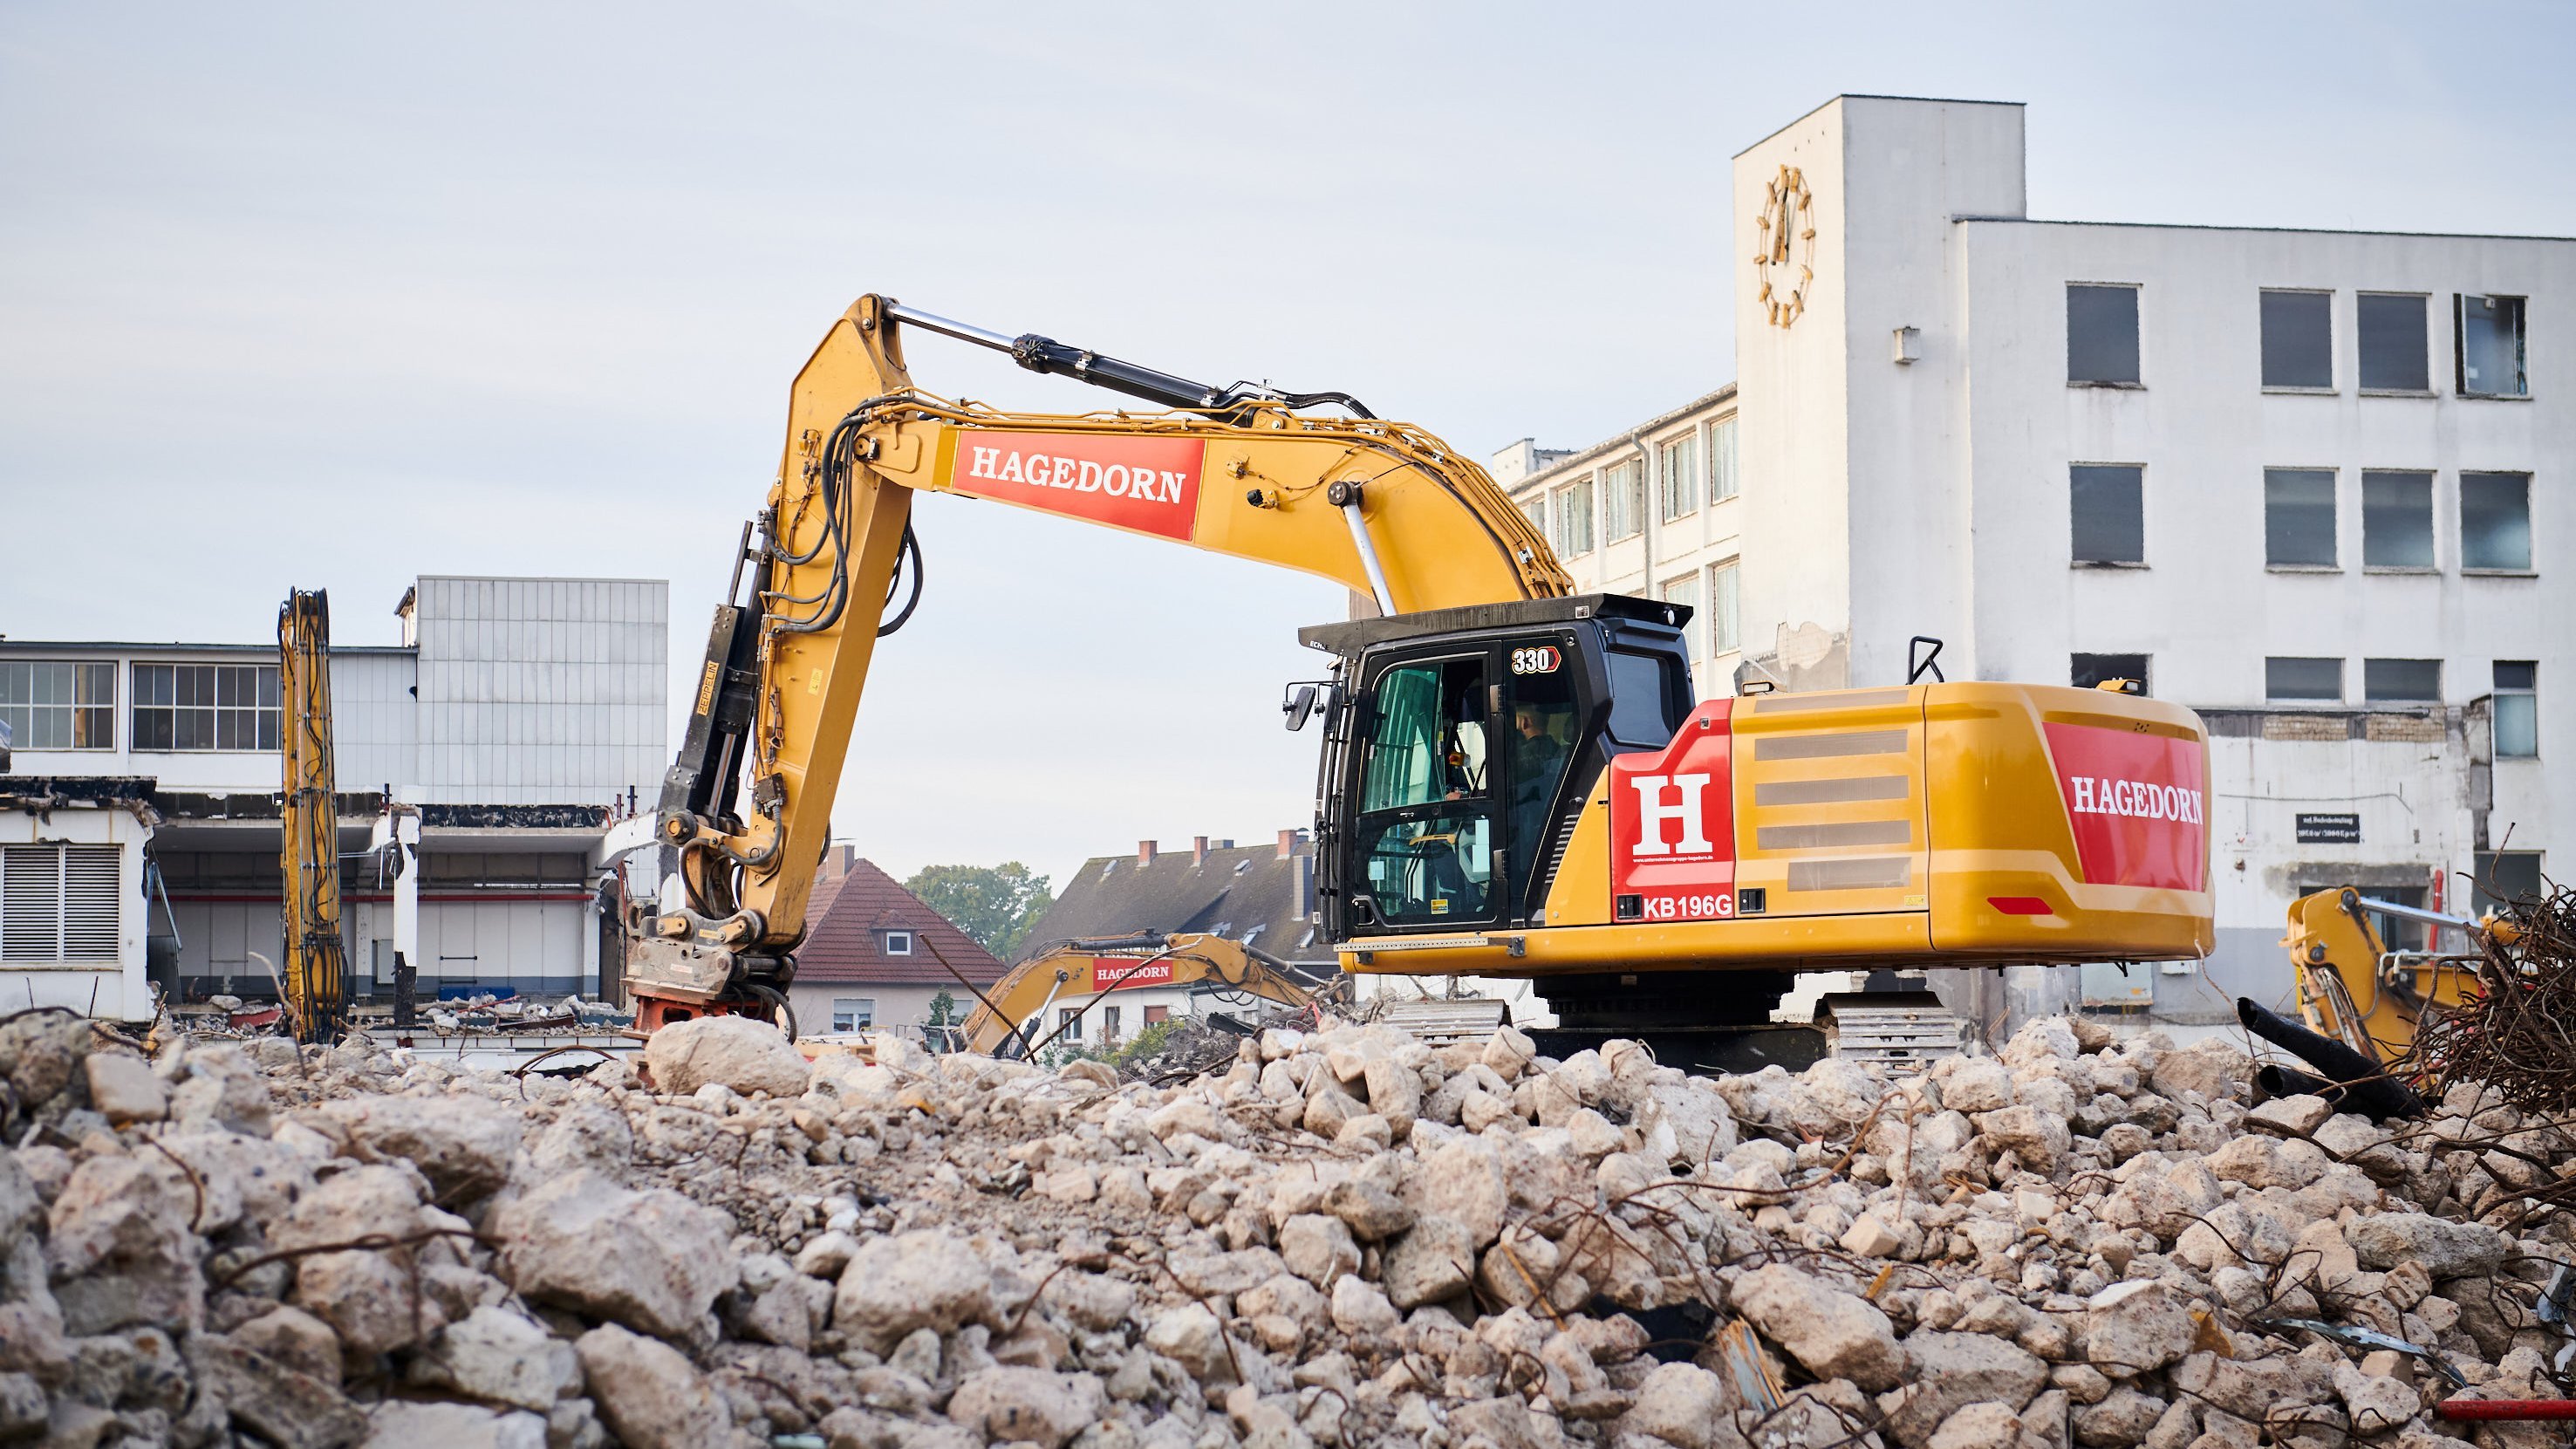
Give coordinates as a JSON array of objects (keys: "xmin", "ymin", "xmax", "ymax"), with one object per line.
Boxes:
[
  {"xmin": 795, "ymin": 858, "xmax": 1005, "ymax": 988},
  {"xmin": 1015, "ymin": 837, "xmax": 1327, "ymax": 967}
]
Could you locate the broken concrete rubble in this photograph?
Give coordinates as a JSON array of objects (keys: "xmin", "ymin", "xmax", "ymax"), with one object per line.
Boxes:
[{"xmin": 4, "ymin": 1007, "xmax": 2575, "ymax": 1447}]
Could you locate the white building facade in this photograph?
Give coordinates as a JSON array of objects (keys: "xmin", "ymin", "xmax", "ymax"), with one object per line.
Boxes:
[
  {"xmin": 1, "ymin": 576, "xmax": 667, "ymax": 1015},
  {"xmin": 1505, "ymin": 95, "xmax": 2563, "ymax": 1023}
]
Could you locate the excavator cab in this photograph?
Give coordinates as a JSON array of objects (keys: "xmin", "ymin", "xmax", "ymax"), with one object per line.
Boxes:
[{"xmin": 1304, "ymin": 595, "xmax": 1695, "ymax": 939}]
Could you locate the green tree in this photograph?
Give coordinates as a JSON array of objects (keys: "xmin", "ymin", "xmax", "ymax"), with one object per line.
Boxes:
[
  {"xmin": 902, "ymin": 862, "xmax": 1054, "ymax": 960},
  {"xmin": 926, "ymin": 989, "xmax": 957, "ymax": 1028}
]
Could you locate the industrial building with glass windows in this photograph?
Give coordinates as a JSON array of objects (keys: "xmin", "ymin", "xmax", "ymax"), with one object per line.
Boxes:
[{"xmin": 0, "ymin": 576, "xmax": 667, "ymax": 1020}]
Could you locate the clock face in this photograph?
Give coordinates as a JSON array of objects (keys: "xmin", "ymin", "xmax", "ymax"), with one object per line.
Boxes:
[{"xmin": 1754, "ymin": 164, "xmax": 1816, "ymax": 329}]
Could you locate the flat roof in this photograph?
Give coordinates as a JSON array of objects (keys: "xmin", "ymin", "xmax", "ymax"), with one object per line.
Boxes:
[
  {"xmin": 1506, "ymin": 383, "xmax": 1738, "ymax": 496},
  {"xmin": 1958, "ymin": 215, "xmax": 2576, "ymax": 246},
  {"xmin": 0, "ymin": 642, "xmax": 416, "ymax": 656},
  {"xmin": 417, "ymin": 575, "xmax": 667, "ymax": 586},
  {"xmin": 1733, "ymin": 93, "xmax": 2022, "ymax": 161}
]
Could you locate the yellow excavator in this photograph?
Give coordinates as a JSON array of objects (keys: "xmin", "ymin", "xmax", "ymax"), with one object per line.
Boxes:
[
  {"xmin": 948, "ymin": 932, "xmax": 1324, "ymax": 1059},
  {"xmin": 627, "ymin": 295, "xmax": 2216, "ymax": 1068}
]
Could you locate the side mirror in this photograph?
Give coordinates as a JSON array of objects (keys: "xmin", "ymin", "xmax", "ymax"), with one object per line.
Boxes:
[{"xmin": 1282, "ymin": 684, "xmax": 1322, "ymax": 733}]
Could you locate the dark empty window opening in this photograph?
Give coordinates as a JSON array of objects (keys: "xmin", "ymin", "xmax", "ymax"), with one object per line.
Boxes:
[
  {"xmin": 2363, "ymin": 658, "xmax": 2442, "ymax": 703},
  {"xmin": 2473, "ymin": 850, "xmax": 2545, "ymax": 915},
  {"xmin": 2070, "ymin": 464, "xmax": 2145, "ymax": 565},
  {"xmin": 2460, "ymin": 472, "xmax": 2532, "ymax": 571},
  {"xmin": 2072, "ymin": 653, "xmax": 2149, "ymax": 694},
  {"xmin": 2265, "ymin": 468, "xmax": 2338, "ymax": 568},
  {"xmin": 2067, "ymin": 285, "xmax": 2141, "ymax": 386},
  {"xmin": 2361, "ymin": 470, "xmax": 2435, "ymax": 569},
  {"xmin": 2456, "ymin": 295, "xmax": 2528, "ymax": 397},
  {"xmin": 2266, "ymin": 657, "xmax": 2343, "ymax": 702},
  {"xmin": 2260, "ymin": 290, "xmax": 2333, "ymax": 389},
  {"xmin": 2358, "ymin": 293, "xmax": 2430, "ymax": 392}
]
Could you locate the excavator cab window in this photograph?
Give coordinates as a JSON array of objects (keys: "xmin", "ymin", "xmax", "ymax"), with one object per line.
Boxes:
[
  {"xmin": 1326, "ymin": 609, "xmax": 1695, "ymax": 938},
  {"xmin": 1353, "ymin": 656, "xmax": 1495, "ymax": 926}
]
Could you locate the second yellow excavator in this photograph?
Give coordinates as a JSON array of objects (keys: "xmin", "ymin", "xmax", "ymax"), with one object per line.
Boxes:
[
  {"xmin": 950, "ymin": 933, "xmax": 1324, "ymax": 1059},
  {"xmin": 627, "ymin": 295, "xmax": 2217, "ymax": 1068}
]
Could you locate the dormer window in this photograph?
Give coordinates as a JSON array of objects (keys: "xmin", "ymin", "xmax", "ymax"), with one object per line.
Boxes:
[{"xmin": 883, "ymin": 929, "xmax": 912, "ymax": 956}]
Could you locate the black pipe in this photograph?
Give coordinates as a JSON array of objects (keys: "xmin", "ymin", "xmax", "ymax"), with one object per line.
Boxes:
[
  {"xmin": 2237, "ymin": 996, "xmax": 2427, "ymax": 1121},
  {"xmin": 2257, "ymin": 1063, "xmax": 2338, "ymax": 1100}
]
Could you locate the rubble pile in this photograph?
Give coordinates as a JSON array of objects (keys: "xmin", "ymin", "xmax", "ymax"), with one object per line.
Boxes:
[{"xmin": 6, "ymin": 1003, "xmax": 2576, "ymax": 1449}]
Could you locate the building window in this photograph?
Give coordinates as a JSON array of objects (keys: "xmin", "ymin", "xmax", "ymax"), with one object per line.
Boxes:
[
  {"xmin": 1706, "ymin": 560, "xmax": 1740, "ymax": 655},
  {"xmin": 882, "ymin": 929, "xmax": 912, "ymax": 956},
  {"xmin": 2069, "ymin": 464, "xmax": 2144, "ymax": 565},
  {"xmin": 0, "ymin": 844, "xmax": 120, "ymax": 963},
  {"xmin": 0, "ymin": 661, "xmax": 115, "ymax": 751},
  {"xmin": 2460, "ymin": 472, "xmax": 2532, "ymax": 571},
  {"xmin": 2071, "ymin": 653, "xmax": 2149, "ymax": 694},
  {"xmin": 1660, "ymin": 575, "xmax": 1703, "ymax": 660},
  {"xmin": 2361, "ymin": 470, "xmax": 2435, "ymax": 569},
  {"xmin": 1658, "ymin": 434, "xmax": 1698, "ymax": 520},
  {"xmin": 2264, "ymin": 468, "xmax": 2338, "ymax": 569},
  {"xmin": 830, "ymin": 998, "xmax": 875, "ymax": 1032},
  {"xmin": 1519, "ymin": 498, "xmax": 1546, "ymax": 537},
  {"xmin": 2259, "ymin": 290, "xmax": 2333, "ymax": 389},
  {"xmin": 2358, "ymin": 293, "xmax": 2429, "ymax": 392},
  {"xmin": 1602, "ymin": 460, "xmax": 1643, "ymax": 543},
  {"xmin": 1143, "ymin": 1004, "xmax": 1171, "ymax": 1026},
  {"xmin": 2363, "ymin": 658, "xmax": 2441, "ymax": 702},
  {"xmin": 1056, "ymin": 1007, "xmax": 1083, "ymax": 1042},
  {"xmin": 2266, "ymin": 656, "xmax": 2344, "ymax": 702},
  {"xmin": 2473, "ymin": 850, "xmax": 2545, "ymax": 913},
  {"xmin": 1553, "ymin": 478, "xmax": 1595, "ymax": 557},
  {"xmin": 2456, "ymin": 295, "xmax": 2528, "ymax": 398},
  {"xmin": 131, "ymin": 663, "xmax": 279, "ymax": 752},
  {"xmin": 1101, "ymin": 1004, "xmax": 1122, "ymax": 1042},
  {"xmin": 2067, "ymin": 284, "xmax": 2141, "ymax": 386},
  {"xmin": 1709, "ymin": 415, "xmax": 1739, "ymax": 502},
  {"xmin": 2495, "ymin": 661, "xmax": 2538, "ymax": 758}
]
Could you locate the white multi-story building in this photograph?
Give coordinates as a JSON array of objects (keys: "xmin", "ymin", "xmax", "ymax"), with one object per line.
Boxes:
[
  {"xmin": 1504, "ymin": 95, "xmax": 2563, "ymax": 1024},
  {"xmin": 1, "ymin": 576, "xmax": 667, "ymax": 1015}
]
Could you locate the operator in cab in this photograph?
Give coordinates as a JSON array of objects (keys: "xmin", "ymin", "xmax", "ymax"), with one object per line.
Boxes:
[{"xmin": 1508, "ymin": 698, "xmax": 1568, "ymax": 848}]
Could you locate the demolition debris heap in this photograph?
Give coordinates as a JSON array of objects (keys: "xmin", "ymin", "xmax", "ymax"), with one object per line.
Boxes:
[{"xmin": 5, "ymin": 1008, "xmax": 2573, "ymax": 1449}]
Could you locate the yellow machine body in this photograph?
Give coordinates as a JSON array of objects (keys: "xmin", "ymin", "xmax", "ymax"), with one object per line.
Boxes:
[{"xmin": 1336, "ymin": 681, "xmax": 2215, "ymax": 979}]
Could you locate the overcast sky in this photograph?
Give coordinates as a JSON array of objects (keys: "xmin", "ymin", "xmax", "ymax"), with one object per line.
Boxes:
[{"xmin": 4, "ymin": 2, "xmax": 2573, "ymax": 893}]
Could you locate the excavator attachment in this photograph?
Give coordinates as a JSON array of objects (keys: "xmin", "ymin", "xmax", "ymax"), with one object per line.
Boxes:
[
  {"xmin": 278, "ymin": 589, "xmax": 346, "ymax": 1045},
  {"xmin": 2280, "ymin": 885, "xmax": 2486, "ymax": 1071}
]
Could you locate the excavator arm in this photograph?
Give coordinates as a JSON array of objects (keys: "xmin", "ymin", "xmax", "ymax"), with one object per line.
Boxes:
[
  {"xmin": 625, "ymin": 295, "xmax": 1564, "ymax": 1030},
  {"xmin": 953, "ymin": 931, "xmax": 1321, "ymax": 1058}
]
